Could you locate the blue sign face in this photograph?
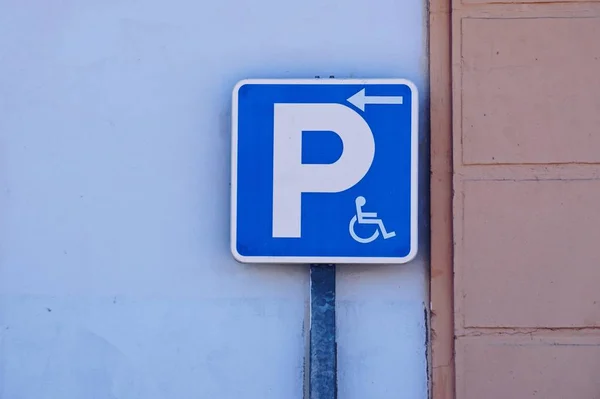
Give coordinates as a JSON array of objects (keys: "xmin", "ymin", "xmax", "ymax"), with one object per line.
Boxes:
[{"xmin": 231, "ymin": 79, "xmax": 418, "ymax": 264}]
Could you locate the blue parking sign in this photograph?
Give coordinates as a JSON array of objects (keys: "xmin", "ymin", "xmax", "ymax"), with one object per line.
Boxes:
[{"xmin": 230, "ymin": 79, "xmax": 418, "ymax": 264}]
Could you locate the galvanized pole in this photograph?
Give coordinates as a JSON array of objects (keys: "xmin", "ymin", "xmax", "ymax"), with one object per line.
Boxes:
[{"xmin": 308, "ymin": 264, "xmax": 337, "ymax": 399}]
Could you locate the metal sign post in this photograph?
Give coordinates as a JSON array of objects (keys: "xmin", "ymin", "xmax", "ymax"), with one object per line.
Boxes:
[{"xmin": 309, "ymin": 264, "xmax": 337, "ymax": 399}]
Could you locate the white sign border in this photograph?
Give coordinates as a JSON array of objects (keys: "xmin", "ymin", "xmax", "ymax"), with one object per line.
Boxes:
[{"xmin": 230, "ymin": 78, "xmax": 419, "ymax": 264}]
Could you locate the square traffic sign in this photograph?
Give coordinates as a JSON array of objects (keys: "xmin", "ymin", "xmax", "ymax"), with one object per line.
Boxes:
[{"xmin": 231, "ymin": 79, "xmax": 418, "ymax": 264}]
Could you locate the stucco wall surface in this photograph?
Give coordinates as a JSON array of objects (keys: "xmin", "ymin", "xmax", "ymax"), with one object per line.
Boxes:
[{"xmin": 0, "ymin": 1, "xmax": 430, "ymax": 398}]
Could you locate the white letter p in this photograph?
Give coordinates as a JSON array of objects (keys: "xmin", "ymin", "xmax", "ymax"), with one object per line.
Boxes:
[{"xmin": 272, "ymin": 103, "xmax": 375, "ymax": 238}]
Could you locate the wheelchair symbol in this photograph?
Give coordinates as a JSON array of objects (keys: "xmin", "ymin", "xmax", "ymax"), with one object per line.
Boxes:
[{"xmin": 349, "ymin": 196, "xmax": 396, "ymax": 244}]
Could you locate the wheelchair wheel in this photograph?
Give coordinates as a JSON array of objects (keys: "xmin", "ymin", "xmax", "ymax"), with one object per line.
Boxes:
[{"xmin": 349, "ymin": 215, "xmax": 379, "ymax": 244}]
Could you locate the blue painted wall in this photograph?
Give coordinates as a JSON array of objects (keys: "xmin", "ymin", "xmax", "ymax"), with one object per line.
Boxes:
[{"xmin": 0, "ymin": 1, "xmax": 429, "ymax": 398}]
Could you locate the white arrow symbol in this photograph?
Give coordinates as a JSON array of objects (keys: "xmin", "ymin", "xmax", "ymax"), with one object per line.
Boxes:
[{"xmin": 346, "ymin": 88, "xmax": 403, "ymax": 112}]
